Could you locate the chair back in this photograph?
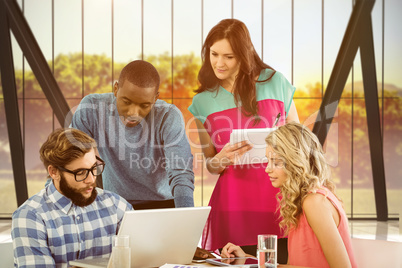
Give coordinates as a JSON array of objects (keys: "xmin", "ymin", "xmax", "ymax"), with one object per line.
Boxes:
[
  {"xmin": 0, "ymin": 241, "xmax": 14, "ymax": 268},
  {"xmin": 351, "ymin": 238, "xmax": 402, "ymax": 267}
]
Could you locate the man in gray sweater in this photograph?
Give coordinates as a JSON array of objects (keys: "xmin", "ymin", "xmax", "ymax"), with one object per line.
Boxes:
[{"xmin": 71, "ymin": 60, "xmax": 194, "ymax": 209}]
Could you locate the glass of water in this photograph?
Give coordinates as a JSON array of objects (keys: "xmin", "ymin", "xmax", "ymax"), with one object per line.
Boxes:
[{"xmin": 257, "ymin": 234, "xmax": 277, "ymax": 268}]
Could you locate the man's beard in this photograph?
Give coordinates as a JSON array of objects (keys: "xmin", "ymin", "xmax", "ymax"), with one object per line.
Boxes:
[{"xmin": 59, "ymin": 173, "xmax": 97, "ymax": 207}]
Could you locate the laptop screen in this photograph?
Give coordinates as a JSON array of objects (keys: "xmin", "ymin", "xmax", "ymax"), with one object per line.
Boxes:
[
  {"xmin": 118, "ymin": 206, "xmax": 211, "ymax": 268},
  {"xmin": 69, "ymin": 206, "xmax": 211, "ymax": 268}
]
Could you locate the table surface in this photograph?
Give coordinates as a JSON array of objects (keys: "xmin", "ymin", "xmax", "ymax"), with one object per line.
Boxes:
[
  {"xmin": 71, "ymin": 264, "xmax": 306, "ymax": 268},
  {"xmin": 71, "ymin": 258, "xmax": 308, "ymax": 267},
  {"xmin": 71, "ymin": 261, "xmax": 309, "ymax": 268},
  {"xmin": 190, "ymin": 261, "xmax": 308, "ymax": 268}
]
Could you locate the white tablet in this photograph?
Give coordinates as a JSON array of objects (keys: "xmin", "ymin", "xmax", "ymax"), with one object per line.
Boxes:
[{"xmin": 229, "ymin": 127, "xmax": 277, "ymax": 165}]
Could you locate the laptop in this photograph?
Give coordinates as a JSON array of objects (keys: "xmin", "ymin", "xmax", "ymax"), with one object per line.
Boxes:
[
  {"xmin": 69, "ymin": 206, "xmax": 211, "ymax": 268},
  {"xmin": 69, "ymin": 257, "xmax": 110, "ymax": 268}
]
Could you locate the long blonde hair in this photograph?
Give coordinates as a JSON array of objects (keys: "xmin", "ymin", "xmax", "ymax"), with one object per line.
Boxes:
[{"xmin": 265, "ymin": 122, "xmax": 339, "ymax": 235}]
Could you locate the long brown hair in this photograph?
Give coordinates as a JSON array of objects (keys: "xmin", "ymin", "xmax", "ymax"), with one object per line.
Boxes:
[{"xmin": 196, "ymin": 18, "xmax": 275, "ymax": 119}]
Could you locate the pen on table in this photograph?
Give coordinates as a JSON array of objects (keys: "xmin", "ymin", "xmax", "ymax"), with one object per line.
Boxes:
[{"xmin": 273, "ymin": 112, "xmax": 281, "ymax": 127}]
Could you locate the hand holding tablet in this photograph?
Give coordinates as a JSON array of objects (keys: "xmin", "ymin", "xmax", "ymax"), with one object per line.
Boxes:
[{"xmin": 229, "ymin": 127, "xmax": 277, "ymax": 165}]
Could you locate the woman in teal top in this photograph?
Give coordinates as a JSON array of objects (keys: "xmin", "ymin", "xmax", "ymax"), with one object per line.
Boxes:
[{"xmin": 188, "ymin": 19, "xmax": 299, "ymax": 263}]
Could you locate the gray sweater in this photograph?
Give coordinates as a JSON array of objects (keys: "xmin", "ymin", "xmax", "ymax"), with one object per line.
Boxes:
[{"xmin": 71, "ymin": 93, "xmax": 194, "ymax": 207}]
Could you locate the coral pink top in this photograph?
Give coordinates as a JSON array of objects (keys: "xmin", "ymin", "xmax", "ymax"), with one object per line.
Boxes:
[{"xmin": 288, "ymin": 188, "xmax": 357, "ymax": 268}]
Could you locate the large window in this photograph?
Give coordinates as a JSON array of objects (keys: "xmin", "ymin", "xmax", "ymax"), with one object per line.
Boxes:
[{"xmin": 1, "ymin": 0, "xmax": 401, "ymax": 218}]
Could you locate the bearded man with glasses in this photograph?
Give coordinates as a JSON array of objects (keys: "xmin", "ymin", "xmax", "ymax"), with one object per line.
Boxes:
[{"xmin": 11, "ymin": 128, "xmax": 133, "ymax": 267}]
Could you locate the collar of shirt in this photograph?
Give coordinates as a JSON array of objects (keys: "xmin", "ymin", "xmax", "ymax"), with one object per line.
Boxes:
[{"xmin": 46, "ymin": 181, "xmax": 74, "ymax": 215}]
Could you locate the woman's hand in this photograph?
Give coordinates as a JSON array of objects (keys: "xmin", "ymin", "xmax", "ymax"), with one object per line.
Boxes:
[
  {"xmin": 220, "ymin": 242, "xmax": 246, "ymax": 258},
  {"xmin": 194, "ymin": 118, "xmax": 252, "ymax": 174},
  {"xmin": 207, "ymin": 141, "xmax": 253, "ymax": 173}
]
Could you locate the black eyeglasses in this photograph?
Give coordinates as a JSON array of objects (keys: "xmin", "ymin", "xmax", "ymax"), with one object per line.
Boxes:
[{"xmin": 57, "ymin": 156, "xmax": 106, "ymax": 182}]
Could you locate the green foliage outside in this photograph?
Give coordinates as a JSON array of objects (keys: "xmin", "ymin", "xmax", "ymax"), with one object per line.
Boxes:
[{"xmin": 0, "ymin": 53, "xmax": 401, "ymax": 216}]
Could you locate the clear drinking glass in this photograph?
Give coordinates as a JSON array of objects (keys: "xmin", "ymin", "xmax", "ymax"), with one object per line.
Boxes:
[
  {"xmin": 112, "ymin": 235, "xmax": 131, "ymax": 268},
  {"xmin": 257, "ymin": 234, "xmax": 277, "ymax": 268}
]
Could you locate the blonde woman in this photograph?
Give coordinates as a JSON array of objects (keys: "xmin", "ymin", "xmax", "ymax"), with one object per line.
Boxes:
[{"xmin": 221, "ymin": 122, "xmax": 357, "ymax": 268}]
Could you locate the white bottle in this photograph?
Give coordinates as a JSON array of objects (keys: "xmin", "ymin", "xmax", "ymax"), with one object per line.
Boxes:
[{"xmin": 112, "ymin": 235, "xmax": 131, "ymax": 268}]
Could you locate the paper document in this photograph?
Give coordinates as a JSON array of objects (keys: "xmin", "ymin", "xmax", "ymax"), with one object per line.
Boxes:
[
  {"xmin": 229, "ymin": 127, "xmax": 277, "ymax": 165},
  {"xmin": 159, "ymin": 264, "xmax": 211, "ymax": 268}
]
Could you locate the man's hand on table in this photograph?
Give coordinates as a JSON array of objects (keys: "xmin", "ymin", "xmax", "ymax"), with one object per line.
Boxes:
[{"xmin": 193, "ymin": 247, "xmax": 215, "ymax": 260}]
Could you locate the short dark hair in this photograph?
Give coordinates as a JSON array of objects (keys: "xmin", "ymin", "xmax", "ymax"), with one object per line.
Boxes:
[
  {"xmin": 118, "ymin": 60, "xmax": 160, "ymax": 91},
  {"xmin": 39, "ymin": 128, "xmax": 97, "ymax": 170}
]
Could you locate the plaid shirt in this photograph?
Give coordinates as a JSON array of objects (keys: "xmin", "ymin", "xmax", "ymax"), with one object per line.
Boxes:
[{"xmin": 11, "ymin": 181, "xmax": 132, "ymax": 268}]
